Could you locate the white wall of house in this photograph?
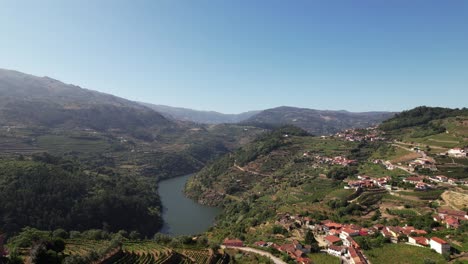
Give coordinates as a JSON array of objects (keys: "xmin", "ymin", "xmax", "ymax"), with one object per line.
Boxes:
[{"xmin": 430, "ymin": 240, "xmax": 450, "ymax": 254}]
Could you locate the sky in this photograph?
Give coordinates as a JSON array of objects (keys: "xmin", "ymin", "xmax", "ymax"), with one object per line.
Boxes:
[{"xmin": 0, "ymin": 0, "xmax": 467, "ymax": 113}]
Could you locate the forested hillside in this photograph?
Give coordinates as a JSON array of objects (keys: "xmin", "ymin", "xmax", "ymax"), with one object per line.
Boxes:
[{"xmin": 0, "ymin": 154, "xmax": 162, "ymax": 235}]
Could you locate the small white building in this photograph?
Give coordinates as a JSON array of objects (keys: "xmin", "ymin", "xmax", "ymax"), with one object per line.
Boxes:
[
  {"xmin": 430, "ymin": 237, "xmax": 450, "ymax": 255},
  {"xmin": 327, "ymin": 245, "xmax": 346, "ymax": 257},
  {"xmin": 448, "ymin": 148, "xmax": 466, "ymax": 158}
]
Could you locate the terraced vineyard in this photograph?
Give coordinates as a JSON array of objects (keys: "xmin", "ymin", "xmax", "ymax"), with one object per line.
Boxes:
[
  {"xmin": 102, "ymin": 241, "xmax": 197, "ymax": 264},
  {"xmin": 63, "ymin": 240, "xmax": 223, "ymax": 264},
  {"xmin": 175, "ymin": 248, "xmax": 213, "ymax": 264},
  {"xmin": 101, "ymin": 251, "xmax": 188, "ymax": 264},
  {"xmin": 64, "ymin": 239, "xmax": 112, "ymax": 256}
]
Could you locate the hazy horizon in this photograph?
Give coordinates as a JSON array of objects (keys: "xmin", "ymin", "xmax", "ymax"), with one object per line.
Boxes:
[{"xmin": 1, "ymin": 1, "xmax": 467, "ymax": 113}]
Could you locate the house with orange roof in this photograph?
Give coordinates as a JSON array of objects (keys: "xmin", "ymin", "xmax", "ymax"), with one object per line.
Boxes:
[
  {"xmin": 223, "ymin": 238, "xmax": 244, "ymax": 247},
  {"xmin": 324, "ymin": 235, "xmax": 342, "ymax": 246},
  {"xmin": 408, "ymin": 236, "xmax": 429, "ymax": 247},
  {"xmin": 430, "ymin": 237, "xmax": 450, "ymax": 254}
]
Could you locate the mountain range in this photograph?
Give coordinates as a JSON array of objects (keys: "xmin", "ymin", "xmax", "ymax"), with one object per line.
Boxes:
[
  {"xmin": 0, "ymin": 69, "xmax": 171, "ymax": 132},
  {"xmin": 140, "ymin": 103, "xmax": 261, "ymax": 124},
  {"xmin": 0, "ymin": 68, "xmax": 394, "ymax": 134}
]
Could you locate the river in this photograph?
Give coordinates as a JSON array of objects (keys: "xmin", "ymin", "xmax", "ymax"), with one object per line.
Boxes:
[{"xmin": 158, "ymin": 174, "xmax": 221, "ymax": 236}]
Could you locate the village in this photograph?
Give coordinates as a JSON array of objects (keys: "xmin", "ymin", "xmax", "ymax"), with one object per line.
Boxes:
[
  {"xmin": 220, "ymin": 127, "xmax": 468, "ymax": 264},
  {"xmin": 222, "ymin": 205, "xmax": 467, "ymax": 264}
]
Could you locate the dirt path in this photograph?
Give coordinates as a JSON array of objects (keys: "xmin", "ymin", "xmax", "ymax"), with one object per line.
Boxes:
[
  {"xmin": 233, "ymin": 163, "xmax": 272, "ymax": 177},
  {"xmin": 222, "ymin": 246, "xmax": 287, "ymax": 264}
]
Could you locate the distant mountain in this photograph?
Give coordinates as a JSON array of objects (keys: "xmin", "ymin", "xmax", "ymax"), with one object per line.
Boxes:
[
  {"xmin": 242, "ymin": 106, "xmax": 395, "ymax": 135},
  {"xmin": 140, "ymin": 103, "xmax": 261, "ymax": 124},
  {"xmin": 0, "ymin": 69, "xmax": 172, "ymax": 131}
]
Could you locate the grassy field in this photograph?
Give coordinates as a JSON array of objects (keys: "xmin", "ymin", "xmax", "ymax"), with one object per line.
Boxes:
[
  {"xmin": 398, "ymin": 190, "xmax": 445, "ymax": 200},
  {"xmin": 307, "ymin": 253, "xmax": 341, "ymax": 264},
  {"xmin": 365, "ymin": 244, "xmax": 447, "ymax": 264},
  {"xmin": 358, "ymin": 162, "xmax": 409, "ymax": 177},
  {"xmin": 388, "ymin": 208, "xmax": 418, "ymax": 217}
]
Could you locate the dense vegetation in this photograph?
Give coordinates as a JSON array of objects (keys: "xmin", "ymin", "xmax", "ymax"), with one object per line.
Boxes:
[
  {"xmin": 380, "ymin": 106, "xmax": 468, "ymax": 131},
  {"xmin": 0, "ymin": 154, "xmax": 162, "ymax": 236}
]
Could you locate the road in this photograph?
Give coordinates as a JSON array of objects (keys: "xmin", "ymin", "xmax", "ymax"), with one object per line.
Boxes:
[{"xmin": 222, "ymin": 246, "xmax": 287, "ymax": 264}]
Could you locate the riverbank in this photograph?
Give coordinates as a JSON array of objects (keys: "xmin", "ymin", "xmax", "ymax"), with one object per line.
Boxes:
[{"xmin": 158, "ymin": 174, "xmax": 221, "ymax": 236}]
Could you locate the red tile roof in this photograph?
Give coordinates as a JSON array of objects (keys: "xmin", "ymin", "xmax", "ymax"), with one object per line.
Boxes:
[
  {"xmin": 325, "ymin": 235, "xmax": 342, "ymax": 244},
  {"xmin": 328, "ymin": 245, "xmax": 345, "ymax": 252},
  {"xmin": 410, "ymin": 236, "xmax": 428, "ymax": 246},
  {"xmin": 431, "ymin": 237, "xmax": 448, "ymax": 244}
]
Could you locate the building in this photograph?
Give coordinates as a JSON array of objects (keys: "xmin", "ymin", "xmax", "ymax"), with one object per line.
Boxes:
[
  {"xmin": 403, "ymin": 176, "xmax": 425, "ymax": 184},
  {"xmin": 445, "ymin": 216, "xmax": 460, "ymax": 229},
  {"xmin": 324, "ymin": 235, "xmax": 342, "ymax": 246},
  {"xmin": 408, "ymin": 236, "xmax": 429, "ymax": 246},
  {"xmin": 348, "ymin": 246, "xmax": 366, "ymax": 264},
  {"xmin": 430, "ymin": 237, "xmax": 450, "ymax": 254},
  {"xmin": 340, "ymin": 228, "xmax": 360, "ymax": 239},
  {"xmin": 438, "ymin": 208, "xmax": 467, "ymax": 219},
  {"xmin": 327, "ymin": 245, "xmax": 346, "ymax": 257},
  {"xmin": 447, "ymin": 148, "xmax": 466, "ymax": 158},
  {"xmin": 223, "ymin": 238, "xmax": 244, "ymax": 247}
]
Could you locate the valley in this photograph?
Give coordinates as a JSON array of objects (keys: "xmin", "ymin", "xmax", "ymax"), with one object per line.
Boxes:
[{"xmin": 0, "ymin": 70, "xmax": 467, "ymax": 264}]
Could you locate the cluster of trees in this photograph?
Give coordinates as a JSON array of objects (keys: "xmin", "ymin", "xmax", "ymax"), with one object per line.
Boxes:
[
  {"xmin": 327, "ymin": 166, "xmax": 358, "ymax": 180},
  {"xmin": 379, "ymin": 106, "xmax": 468, "ymax": 131},
  {"xmin": 353, "ymin": 233, "xmax": 390, "ymax": 250},
  {"xmin": 0, "ymin": 154, "xmax": 162, "ymax": 236}
]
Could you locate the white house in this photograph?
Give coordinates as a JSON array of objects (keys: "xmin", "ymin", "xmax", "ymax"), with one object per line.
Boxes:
[
  {"xmin": 448, "ymin": 148, "xmax": 466, "ymax": 158},
  {"xmin": 327, "ymin": 245, "xmax": 346, "ymax": 257},
  {"xmin": 430, "ymin": 237, "xmax": 450, "ymax": 254},
  {"xmin": 340, "ymin": 228, "xmax": 360, "ymax": 239}
]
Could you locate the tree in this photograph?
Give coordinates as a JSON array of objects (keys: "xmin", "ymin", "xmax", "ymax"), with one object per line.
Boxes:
[{"xmin": 304, "ymin": 230, "xmax": 316, "ymax": 245}]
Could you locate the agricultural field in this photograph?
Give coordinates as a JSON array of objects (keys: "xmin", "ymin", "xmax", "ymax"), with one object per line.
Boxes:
[
  {"xmin": 440, "ymin": 191, "xmax": 468, "ymax": 211},
  {"xmin": 175, "ymin": 248, "xmax": 213, "ymax": 264},
  {"xmin": 365, "ymin": 244, "xmax": 447, "ymax": 264}
]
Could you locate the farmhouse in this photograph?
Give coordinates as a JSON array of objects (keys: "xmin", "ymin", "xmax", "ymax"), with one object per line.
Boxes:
[{"xmin": 430, "ymin": 237, "xmax": 450, "ymax": 254}]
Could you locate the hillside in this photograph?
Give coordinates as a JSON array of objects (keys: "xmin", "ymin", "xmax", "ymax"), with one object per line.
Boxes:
[
  {"xmin": 185, "ymin": 120, "xmax": 467, "ymax": 263},
  {"xmin": 242, "ymin": 106, "xmax": 395, "ymax": 135},
  {"xmin": 140, "ymin": 102, "xmax": 261, "ymax": 124},
  {"xmin": 379, "ymin": 106, "xmax": 468, "ymax": 151},
  {"xmin": 0, "ymin": 69, "xmax": 266, "ymax": 238},
  {"xmin": 0, "ymin": 69, "xmax": 172, "ymax": 131}
]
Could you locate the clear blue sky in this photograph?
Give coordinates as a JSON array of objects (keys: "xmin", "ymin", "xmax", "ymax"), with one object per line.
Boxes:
[{"xmin": 1, "ymin": 0, "xmax": 467, "ymax": 113}]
